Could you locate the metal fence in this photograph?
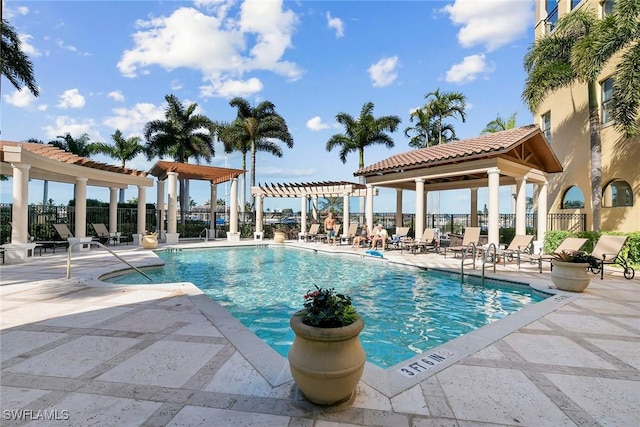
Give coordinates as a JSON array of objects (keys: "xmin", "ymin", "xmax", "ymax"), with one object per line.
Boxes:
[{"xmin": 0, "ymin": 204, "xmax": 587, "ymax": 243}]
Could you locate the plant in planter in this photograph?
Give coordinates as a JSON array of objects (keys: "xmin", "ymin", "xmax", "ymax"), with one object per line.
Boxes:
[
  {"xmin": 551, "ymin": 250, "xmax": 599, "ymax": 292},
  {"xmin": 273, "ymin": 226, "xmax": 286, "ymax": 243},
  {"xmin": 288, "ymin": 286, "xmax": 366, "ymax": 406},
  {"xmin": 141, "ymin": 230, "xmax": 158, "ymax": 249}
]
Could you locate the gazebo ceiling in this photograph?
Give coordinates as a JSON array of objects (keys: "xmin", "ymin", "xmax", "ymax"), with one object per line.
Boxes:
[
  {"xmin": 252, "ymin": 181, "xmax": 368, "ymax": 198},
  {"xmin": 148, "ymin": 161, "xmax": 245, "ymax": 184}
]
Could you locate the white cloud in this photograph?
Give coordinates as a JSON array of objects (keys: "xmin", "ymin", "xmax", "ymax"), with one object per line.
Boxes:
[
  {"xmin": 19, "ymin": 34, "xmax": 41, "ymax": 57},
  {"xmin": 57, "ymin": 89, "xmax": 86, "ymax": 109},
  {"xmin": 103, "ymin": 103, "xmax": 166, "ymax": 135},
  {"xmin": 306, "ymin": 116, "xmax": 331, "ymax": 131},
  {"xmin": 442, "ymin": 0, "xmax": 533, "ymax": 51},
  {"xmin": 43, "ymin": 116, "xmax": 97, "ymax": 140},
  {"xmin": 118, "ymin": 2, "xmax": 301, "ymax": 98},
  {"xmin": 170, "ymin": 80, "xmax": 184, "ymax": 91},
  {"xmin": 107, "ymin": 90, "xmax": 125, "ymax": 102},
  {"xmin": 445, "ymin": 53, "xmax": 495, "ymax": 84},
  {"xmin": 3, "ymin": 89, "xmax": 37, "ymax": 108},
  {"xmin": 368, "ymin": 56, "xmax": 398, "ymax": 87},
  {"xmin": 326, "ymin": 12, "xmax": 344, "ymax": 38}
]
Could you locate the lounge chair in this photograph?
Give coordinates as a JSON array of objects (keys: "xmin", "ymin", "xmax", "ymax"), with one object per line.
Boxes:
[
  {"xmin": 445, "ymin": 227, "xmax": 481, "ymax": 258},
  {"xmin": 91, "ymin": 223, "xmax": 123, "ymax": 245},
  {"xmin": 478, "ymin": 234, "xmax": 534, "ymax": 267},
  {"xmin": 304, "ymin": 223, "xmax": 321, "ymax": 242},
  {"xmin": 588, "ymin": 235, "xmax": 634, "ymax": 280},
  {"xmin": 521, "ymin": 237, "xmax": 588, "ymax": 273},
  {"xmin": 340, "ymin": 223, "xmax": 359, "ymax": 245},
  {"xmin": 402, "ymin": 228, "xmax": 436, "ymax": 254},
  {"xmin": 387, "ymin": 226, "xmax": 411, "ymax": 249}
]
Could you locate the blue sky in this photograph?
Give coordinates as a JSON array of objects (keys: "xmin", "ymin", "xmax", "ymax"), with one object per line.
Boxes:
[{"xmin": 1, "ymin": 0, "xmax": 536, "ymax": 213}]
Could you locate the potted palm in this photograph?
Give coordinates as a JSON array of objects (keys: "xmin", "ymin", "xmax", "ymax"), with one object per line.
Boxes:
[
  {"xmin": 551, "ymin": 250, "xmax": 599, "ymax": 292},
  {"xmin": 288, "ymin": 286, "xmax": 366, "ymax": 406}
]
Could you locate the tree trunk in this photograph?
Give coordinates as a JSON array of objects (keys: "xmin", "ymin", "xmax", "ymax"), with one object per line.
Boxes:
[
  {"xmin": 250, "ymin": 141, "xmax": 257, "ymax": 212},
  {"xmin": 587, "ymin": 81, "xmax": 602, "ymax": 232}
]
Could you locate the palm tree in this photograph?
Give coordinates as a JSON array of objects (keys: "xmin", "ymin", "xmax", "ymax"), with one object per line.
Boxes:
[
  {"xmin": 421, "ymin": 88, "xmax": 467, "ymax": 145},
  {"xmin": 228, "ymin": 97, "xmax": 294, "ymax": 211},
  {"xmin": 1, "ymin": 19, "xmax": 39, "ymax": 97},
  {"xmin": 144, "ymin": 94, "xmax": 217, "ymax": 222},
  {"xmin": 481, "ymin": 112, "xmax": 518, "ymax": 134},
  {"xmin": 404, "ymin": 108, "xmax": 457, "ymax": 148},
  {"xmin": 217, "ymin": 120, "xmax": 251, "ymax": 212},
  {"xmin": 90, "ymin": 130, "xmax": 145, "ymax": 203},
  {"xmin": 319, "ymin": 197, "xmax": 344, "ymax": 214},
  {"xmin": 50, "ymin": 133, "xmax": 99, "ymax": 157},
  {"xmin": 522, "ymin": 1, "xmax": 639, "ymax": 231}
]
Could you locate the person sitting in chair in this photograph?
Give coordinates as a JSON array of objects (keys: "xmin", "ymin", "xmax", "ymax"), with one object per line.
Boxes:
[
  {"xmin": 370, "ymin": 224, "xmax": 388, "ymax": 250},
  {"xmin": 352, "ymin": 224, "xmax": 370, "ymax": 249}
]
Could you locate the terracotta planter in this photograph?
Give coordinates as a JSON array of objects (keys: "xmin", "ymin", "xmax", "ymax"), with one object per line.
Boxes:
[
  {"xmin": 274, "ymin": 231, "xmax": 286, "ymax": 243},
  {"xmin": 551, "ymin": 261, "xmax": 591, "ymax": 292},
  {"xmin": 141, "ymin": 235, "xmax": 158, "ymax": 249},
  {"xmin": 288, "ymin": 311, "xmax": 366, "ymax": 405}
]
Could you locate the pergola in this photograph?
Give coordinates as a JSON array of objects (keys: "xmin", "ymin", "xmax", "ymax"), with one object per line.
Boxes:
[
  {"xmin": 147, "ymin": 161, "xmax": 245, "ymax": 243},
  {"xmin": 0, "ymin": 141, "xmax": 153, "ymax": 262},
  {"xmin": 251, "ymin": 181, "xmax": 370, "ymax": 235},
  {"xmin": 354, "ymin": 125, "xmax": 563, "ymax": 245}
]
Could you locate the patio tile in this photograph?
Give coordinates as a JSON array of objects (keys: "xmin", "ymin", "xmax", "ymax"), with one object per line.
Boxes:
[
  {"xmin": 4, "ymin": 336, "xmax": 141, "ymax": 378},
  {"xmin": 544, "ymin": 313, "xmax": 636, "ymax": 336},
  {"xmin": 97, "ymin": 340, "xmax": 224, "ymax": 388},
  {"xmin": 101, "ymin": 309, "xmax": 184, "ymax": 333},
  {"xmin": 0, "ymin": 331, "xmax": 69, "ymax": 363},
  {"xmin": 390, "ymin": 384, "xmax": 430, "ymax": 415},
  {"xmin": 166, "ymin": 405, "xmax": 290, "ymax": 426},
  {"xmin": 202, "ymin": 352, "xmax": 273, "ymax": 397},
  {"xmin": 436, "ymin": 365, "xmax": 575, "ymax": 425},
  {"xmin": 586, "ymin": 338, "xmax": 640, "ymax": 370},
  {"xmin": 0, "ymin": 386, "xmax": 50, "ymax": 410},
  {"xmin": 39, "ymin": 306, "xmax": 134, "ymax": 328},
  {"xmin": 504, "ymin": 333, "xmax": 617, "ymax": 369},
  {"xmin": 544, "ymin": 373, "xmax": 640, "ymax": 426}
]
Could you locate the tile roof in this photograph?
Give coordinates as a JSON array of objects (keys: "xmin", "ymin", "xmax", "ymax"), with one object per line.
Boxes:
[
  {"xmin": 355, "ymin": 125, "xmax": 561, "ymax": 176},
  {"xmin": 148, "ymin": 161, "xmax": 245, "ymax": 184},
  {"xmin": 0, "ymin": 141, "xmax": 148, "ymax": 176}
]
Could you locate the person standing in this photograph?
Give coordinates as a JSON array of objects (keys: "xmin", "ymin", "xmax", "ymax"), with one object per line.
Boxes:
[{"xmin": 324, "ymin": 212, "xmax": 336, "ymax": 244}]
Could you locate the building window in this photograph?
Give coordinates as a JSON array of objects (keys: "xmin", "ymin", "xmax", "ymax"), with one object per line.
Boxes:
[
  {"xmin": 602, "ymin": 0, "xmax": 615, "ymax": 16},
  {"xmin": 571, "ymin": 0, "xmax": 582, "ymax": 10},
  {"xmin": 545, "ymin": 2, "xmax": 558, "ymax": 33},
  {"xmin": 603, "ymin": 180, "xmax": 633, "ymax": 207},
  {"xmin": 541, "ymin": 111, "xmax": 551, "ymax": 143},
  {"xmin": 562, "ymin": 186, "xmax": 585, "ymax": 209},
  {"xmin": 601, "ymin": 78, "xmax": 614, "ymax": 124}
]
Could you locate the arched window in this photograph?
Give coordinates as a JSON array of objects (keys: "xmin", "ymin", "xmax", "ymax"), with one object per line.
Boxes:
[
  {"xmin": 561, "ymin": 186, "xmax": 585, "ymax": 209},
  {"xmin": 603, "ymin": 180, "xmax": 633, "ymax": 207}
]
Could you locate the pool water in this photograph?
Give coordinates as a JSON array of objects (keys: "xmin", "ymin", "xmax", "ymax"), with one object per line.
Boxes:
[{"xmin": 107, "ymin": 246, "xmax": 545, "ymax": 368}]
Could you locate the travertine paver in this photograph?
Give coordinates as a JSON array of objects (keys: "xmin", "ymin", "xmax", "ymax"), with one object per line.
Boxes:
[{"xmin": 0, "ymin": 242, "xmax": 638, "ymax": 426}]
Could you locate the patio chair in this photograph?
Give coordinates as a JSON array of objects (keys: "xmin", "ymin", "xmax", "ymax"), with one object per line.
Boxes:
[
  {"xmin": 401, "ymin": 228, "xmax": 436, "ymax": 254},
  {"xmin": 91, "ymin": 223, "xmax": 123, "ymax": 245},
  {"xmin": 588, "ymin": 235, "xmax": 634, "ymax": 280},
  {"xmin": 521, "ymin": 237, "xmax": 588, "ymax": 273},
  {"xmin": 304, "ymin": 223, "xmax": 321, "ymax": 242},
  {"xmin": 478, "ymin": 234, "xmax": 534, "ymax": 267},
  {"xmin": 387, "ymin": 226, "xmax": 411, "ymax": 249},
  {"xmin": 445, "ymin": 227, "xmax": 481, "ymax": 258},
  {"xmin": 340, "ymin": 223, "xmax": 359, "ymax": 245}
]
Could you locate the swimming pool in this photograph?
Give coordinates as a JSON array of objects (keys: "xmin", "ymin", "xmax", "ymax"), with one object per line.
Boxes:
[{"xmin": 107, "ymin": 246, "xmax": 546, "ymax": 368}]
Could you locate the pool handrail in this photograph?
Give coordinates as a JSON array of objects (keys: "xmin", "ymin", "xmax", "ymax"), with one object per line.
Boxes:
[
  {"xmin": 460, "ymin": 242, "xmax": 477, "ymax": 282},
  {"xmin": 66, "ymin": 241, "xmax": 152, "ymax": 282},
  {"xmin": 481, "ymin": 243, "xmax": 497, "ymax": 285}
]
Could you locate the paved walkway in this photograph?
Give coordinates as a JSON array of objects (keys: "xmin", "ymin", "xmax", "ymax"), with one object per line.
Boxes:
[{"xmin": 1, "ymin": 240, "xmax": 638, "ymax": 426}]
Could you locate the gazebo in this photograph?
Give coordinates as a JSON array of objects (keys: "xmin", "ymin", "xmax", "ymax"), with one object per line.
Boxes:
[
  {"xmin": 147, "ymin": 161, "xmax": 245, "ymax": 243},
  {"xmin": 0, "ymin": 141, "xmax": 153, "ymax": 263},
  {"xmin": 354, "ymin": 125, "xmax": 563, "ymax": 245},
  {"xmin": 251, "ymin": 181, "xmax": 371, "ymax": 237}
]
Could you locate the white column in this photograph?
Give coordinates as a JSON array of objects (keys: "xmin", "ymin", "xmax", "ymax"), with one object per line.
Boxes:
[
  {"xmin": 229, "ymin": 177, "xmax": 239, "ymax": 235},
  {"xmin": 470, "ymin": 187, "xmax": 478, "ymax": 227},
  {"xmin": 209, "ymin": 182, "xmax": 217, "ymax": 238},
  {"xmin": 311, "ymin": 195, "xmax": 318, "ymax": 221},
  {"xmin": 255, "ymin": 194, "xmax": 264, "ymax": 233},
  {"xmin": 10, "ymin": 163, "xmax": 30, "ymax": 244},
  {"xmin": 395, "ymin": 189, "xmax": 403, "ymax": 229},
  {"xmin": 301, "ymin": 195, "xmax": 308, "ymax": 233},
  {"xmin": 343, "ymin": 192, "xmax": 350, "ymax": 226},
  {"xmin": 75, "ymin": 177, "xmax": 88, "ymax": 238},
  {"xmin": 137, "ymin": 185, "xmax": 146, "ymax": 235},
  {"xmin": 414, "ymin": 178, "xmax": 425, "ymax": 239},
  {"xmin": 365, "ymin": 184, "xmax": 374, "ymax": 230},
  {"xmin": 167, "ymin": 172, "xmax": 178, "ymax": 234},
  {"xmin": 157, "ymin": 179, "xmax": 165, "ymax": 238},
  {"xmin": 537, "ymin": 182, "xmax": 548, "ymax": 243},
  {"xmin": 109, "ymin": 188, "xmax": 118, "ymax": 233},
  {"xmin": 487, "ymin": 167, "xmax": 500, "ymax": 245},
  {"xmin": 515, "ymin": 176, "xmax": 527, "ymax": 235}
]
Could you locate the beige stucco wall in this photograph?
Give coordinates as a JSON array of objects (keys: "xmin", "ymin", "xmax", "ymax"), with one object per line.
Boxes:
[{"xmin": 534, "ymin": 0, "xmax": 640, "ymax": 233}]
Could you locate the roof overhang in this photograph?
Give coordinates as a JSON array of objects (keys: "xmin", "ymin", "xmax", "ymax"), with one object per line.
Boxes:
[
  {"xmin": 148, "ymin": 161, "xmax": 245, "ymax": 184},
  {"xmin": 252, "ymin": 181, "xmax": 370, "ymax": 198}
]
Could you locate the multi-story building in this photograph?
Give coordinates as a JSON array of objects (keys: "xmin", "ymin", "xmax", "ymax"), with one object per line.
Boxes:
[{"xmin": 534, "ymin": 0, "xmax": 639, "ymax": 232}]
